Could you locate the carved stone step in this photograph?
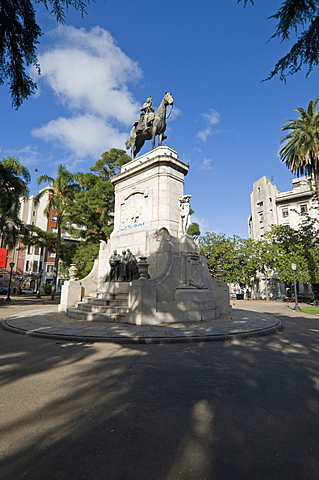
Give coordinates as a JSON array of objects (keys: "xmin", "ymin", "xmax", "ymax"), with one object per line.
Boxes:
[
  {"xmin": 84, "ymin": 297, "xmax": 128, "ymax": 307},
  {"xmin": 67, "ymin": 307, "xmax": 127, "ymax": 323},
  {"xmin": 94, "ymin": 292, "xmax": 129, "ymax": 300},
  {"xmin": 76, "ymin": 302, "xmax": 129, "ymax": 314}
]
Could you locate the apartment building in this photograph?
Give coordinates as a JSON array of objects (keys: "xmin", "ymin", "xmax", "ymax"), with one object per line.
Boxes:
[
  {"xmin": 248, "ymin": 175, "xmax": 318, "ymax": 300},
  {"xmin": 0, "ymin": 186, "xmax": 79, "ymax": 294},
  {"xmin": 248, "ymin": 176, "xmax": 318, "ymax": 240}
]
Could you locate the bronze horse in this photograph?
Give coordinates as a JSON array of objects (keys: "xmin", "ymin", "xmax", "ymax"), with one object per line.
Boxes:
[{"xmin": 125, "ymin": 92, "xmax": 174, "ymax": 159}]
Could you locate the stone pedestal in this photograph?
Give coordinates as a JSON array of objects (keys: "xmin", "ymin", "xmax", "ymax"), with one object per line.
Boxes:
[{"xmin": 60, "ymin": 146, "xmax": 231, "ymax": 323}]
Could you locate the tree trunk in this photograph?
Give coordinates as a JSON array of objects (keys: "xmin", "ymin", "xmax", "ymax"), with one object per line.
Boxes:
[
  {"xmin": 312, "ymin": 283, "xmax": 319, "ymax": 305},
  {"xmin": 51, "ymin": 216, "xmax": 61, "ymax": 300},
  {"xmin": 314, "ymin": 170, "xmax": 319, "ymax": 205}
]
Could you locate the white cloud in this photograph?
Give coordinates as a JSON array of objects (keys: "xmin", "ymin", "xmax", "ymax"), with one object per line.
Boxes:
[
  {"xmin": 4, "ymin": 145, "xmax": 47, "ymax": 167},
  {"xmin": 31, "ymin": 26, "xmax": 146, "ymax": 159},
  {"xmin": 32, "ymin": 115, "xmax": 128, "ymax": 159},
  {"xmin": 197, "ymin": 127, "xmax": 212, "ymax": 142},
  {"xmin": 199, "ymin": 158, "xmax": 214, "ymax": 170},
  {"xmin": 197, "ymin": 108, "xmax": 220, "ymax": 142},
  {"xmin": 39, "ymin": 26, "xmax": 141, "ymax": 124},
  {"xmin": 202, "ymin": 109, "xmax": 220, "ymax": 125}
]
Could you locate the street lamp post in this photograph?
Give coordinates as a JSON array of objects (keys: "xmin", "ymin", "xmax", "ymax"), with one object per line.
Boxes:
[
  {"xmin": 274, "ymin": 272, "xmax": 283, "ymax": 302},
  {"xmin": 5, "ymin": 262, "xmax": 15, "ymax": 302},
  {"xmin": 291, "ymin": 263, "xmax": 301, "ymax": 311},
  {"xmin": 36, "ymin": 268, "xmax": 43, "ymax": 298}
]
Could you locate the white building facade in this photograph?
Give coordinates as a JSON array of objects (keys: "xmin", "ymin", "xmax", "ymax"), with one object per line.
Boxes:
[
  {"xmin": 248, "ymin": 176, "xmax": 319, "ymax": 301},
  {"xmin": 249, "ymin": 176, "xmax": 318, "ymax": 240},
  {"xmin": 1, "ymin": 186, "xmax": 79, "ymax": 294}
]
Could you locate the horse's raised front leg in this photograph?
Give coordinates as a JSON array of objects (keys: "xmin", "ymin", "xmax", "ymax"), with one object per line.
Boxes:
[{"xmin": 158, "ymin": 133, "xmax": 163, "ymax": 146}]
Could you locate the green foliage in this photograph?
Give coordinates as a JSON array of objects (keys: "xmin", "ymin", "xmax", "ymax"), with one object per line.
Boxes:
[
  {"xmin": 37, "ymin": 164, "xmax": 78, "ymax": 298},
  {"xmin": 280, "ymin": 99, "xmax": 319, "ymax": 199},
  {"xmin": 300, "ymin": 306, "xmax": 319, "ymax": 314},
  {"xmin": 67, "ymin": 240, "xmax": 100, "ymax": 279},
  {"xmin": 0, "ymin": 156, "xmax": 30, "ymax": 248},
  {"xmin": 238, "ymin": 0, "xmax": 319, "ymax": 80},
  {"xmin": 187, "ymin": 222, "xmax": 201, "ymax": 236},
  {"xmin": 66, "ymin": 149, "xmax": 131, "ymax": 242},
  {"xmin": 21, "ymin": 224, "xmax": 57, "ymax": 251},
  {"xmin": 199, "ymin": 232, "xmax": 260, "ymax": 284},
  {"xmin": 1, "ymin": 0, "xmax": 89, "ymax": 108},
  {"xmin": 264, "ymin": 221, "xmax": 319, "ymax": 285},
  {"xmin": 41, "ymin": 282, "xmax": 53, "ymax": 295},
  {"xmin": 200, "ymin": 220, "xmax": 319, "ymax": 291}
]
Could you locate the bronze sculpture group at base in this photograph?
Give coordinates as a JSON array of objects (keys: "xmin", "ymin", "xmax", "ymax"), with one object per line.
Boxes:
[{"xmin": 109, "ymin": 249, "xmax": 139, "ymax": 282}]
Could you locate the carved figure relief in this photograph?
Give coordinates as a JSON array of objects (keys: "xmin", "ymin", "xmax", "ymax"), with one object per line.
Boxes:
[{"xmin": 120, "ymin": 191, "xmax": 149, "ymax": 228}]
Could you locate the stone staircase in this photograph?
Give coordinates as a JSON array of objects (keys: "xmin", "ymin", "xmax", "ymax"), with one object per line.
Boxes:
[{"xmin": 67, "ymin": 291, "xmax": 129, "ymax": 323}]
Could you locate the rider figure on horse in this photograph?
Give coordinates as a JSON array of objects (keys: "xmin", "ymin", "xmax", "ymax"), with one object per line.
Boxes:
[{"xmin": 133, "ymin": 96, "xmax": 155, "ymax": 132}]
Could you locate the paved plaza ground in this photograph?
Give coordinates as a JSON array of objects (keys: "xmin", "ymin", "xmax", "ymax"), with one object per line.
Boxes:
[{"xmin": 1, "ymin": 297, "xmax": 319, "ymax": 479}]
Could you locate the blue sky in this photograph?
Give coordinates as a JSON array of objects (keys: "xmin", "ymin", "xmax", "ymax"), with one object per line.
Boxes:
[{"xmin": 2, "ymin": 0, "xmax": 319, "ymax": 238}]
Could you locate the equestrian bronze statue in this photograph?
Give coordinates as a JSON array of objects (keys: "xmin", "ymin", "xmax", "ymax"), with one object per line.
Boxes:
[{"xmin": 125, "ymin": 92, "xmax": 174, "ymax": 159}]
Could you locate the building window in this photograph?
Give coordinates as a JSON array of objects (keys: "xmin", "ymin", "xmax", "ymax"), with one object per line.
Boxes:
[
  {"xmin": 51, "ymin": 227, "xmax": 57, "ymax": 233},
  {"xmin": 259, "ymin": 212, "xmax": 264, "ymax": 222},
  {"xmin": 34, "ymin": 246, "xmax": 40, "ymax": 255},
  {"xmin": 300, "ymin": 204, "xmax": 308, "ymax": 214},
  {"xmin": 260, "ymin": 226, "xmax": 264, "ymax": 236},
  {"xmin": 25, "ymin": 260, "xmax": 30, "ymax": 271},
  {"xmin": 27, "ymin": 245, "xmax": 32, "ymax": 254},
  {"xmin": 257, "ymin": 201, "xmax": 263, "ymax": 207},
  {"xmin": 33, "ymin": 260, "xmax": 38, "ymax": 272},
  {"xmin": 33, "ymin": 211, "xmax": 35, "ymax": 216},
  {"xmin": 269, "ymin": 198, "xmax": 272, "ymax": 202},
  {"xmin": 51, "ymin": 215, "xmax": 57, "ymax": 222},
  {"xmin": 48, "ymin": 251, "xmax": 56, "ymax": 258},
  {"xmin": 282, "ymin": 208, "xmax": 289, "ymax": 218},
  {"xmin": 46, "ymin": 265, "xmax": 54, "ymax": 273}
]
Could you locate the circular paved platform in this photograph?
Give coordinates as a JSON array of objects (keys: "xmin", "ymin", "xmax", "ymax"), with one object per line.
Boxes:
[{"xmin": 1, "ymin": 305, "xmax": 283, "ymax": 344}]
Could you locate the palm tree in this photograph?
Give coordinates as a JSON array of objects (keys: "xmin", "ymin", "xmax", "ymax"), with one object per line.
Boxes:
[
  {"xmin": 37, "ymin": 165, "xmax": 78, "ymax": 299},
  {"xmin": 0, "ymin": 157, "xmax": 30, "ymax": 248},
  {"xmin": 280, "ymin": 98, "xmax": 319, "ymax": 201}
]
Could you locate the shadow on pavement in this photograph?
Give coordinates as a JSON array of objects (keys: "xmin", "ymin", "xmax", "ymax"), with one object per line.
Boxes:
[{"xmin": 1, "ymin": 302, "xmax": 319, "ymax": 479}]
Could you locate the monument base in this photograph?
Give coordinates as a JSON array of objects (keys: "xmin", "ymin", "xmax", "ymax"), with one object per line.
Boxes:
[
  {"xmin": 59, "ymin": 147, "xmax": 231, "ymax": 323},
  {"xmin": 61, "ymin": 227, "xmax": 230, "ymax": 324}
]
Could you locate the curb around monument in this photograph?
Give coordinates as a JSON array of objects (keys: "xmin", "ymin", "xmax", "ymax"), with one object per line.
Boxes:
[{"xmin": 1, "ymin": 315, "xmax": 283, "ymax": 344}]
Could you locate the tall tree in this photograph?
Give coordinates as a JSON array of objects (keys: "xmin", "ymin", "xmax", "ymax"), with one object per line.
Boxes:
[
  {"xmin": 265, "ymin": 222, "xmax": 319, "ymax": 302},
  {"xmin": 239, "ymin": 0, "xmax": 319, "ymax": 80},
  {"xmin": 1, "ymin": 0, "xmax": 89, "ymax": 108},
  {"xmin": 0, "ymin": 156, "xmax": 30, "ymax": 248},
  {"xmin": 36, "ymin": 165, "xmax": 78, "ymax": 299},
  {"xmin": 279, "ymin": 98, "xmax": 319, "ymax": 201},
  {"xmin": 66, "ymin": 149, "xmax": 131, "ymax": 242}
]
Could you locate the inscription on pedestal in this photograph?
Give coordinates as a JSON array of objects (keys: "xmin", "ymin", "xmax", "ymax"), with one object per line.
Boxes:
[{"xmin": 120, "ymin": 191, "xmax": 149, "ymax": 229}]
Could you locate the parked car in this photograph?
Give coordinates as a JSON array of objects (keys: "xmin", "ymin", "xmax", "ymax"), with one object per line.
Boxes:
[
  {"xmin": 297, "ymin": 294, "xmax": 314, "ymax": 304},
  {"xmin": 0, "ymin": 287, "xmax": 8, "ymax": 295},
  {"xmin": 21, "ymin": 288, "xmax": 36, "ymax": 294}
]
